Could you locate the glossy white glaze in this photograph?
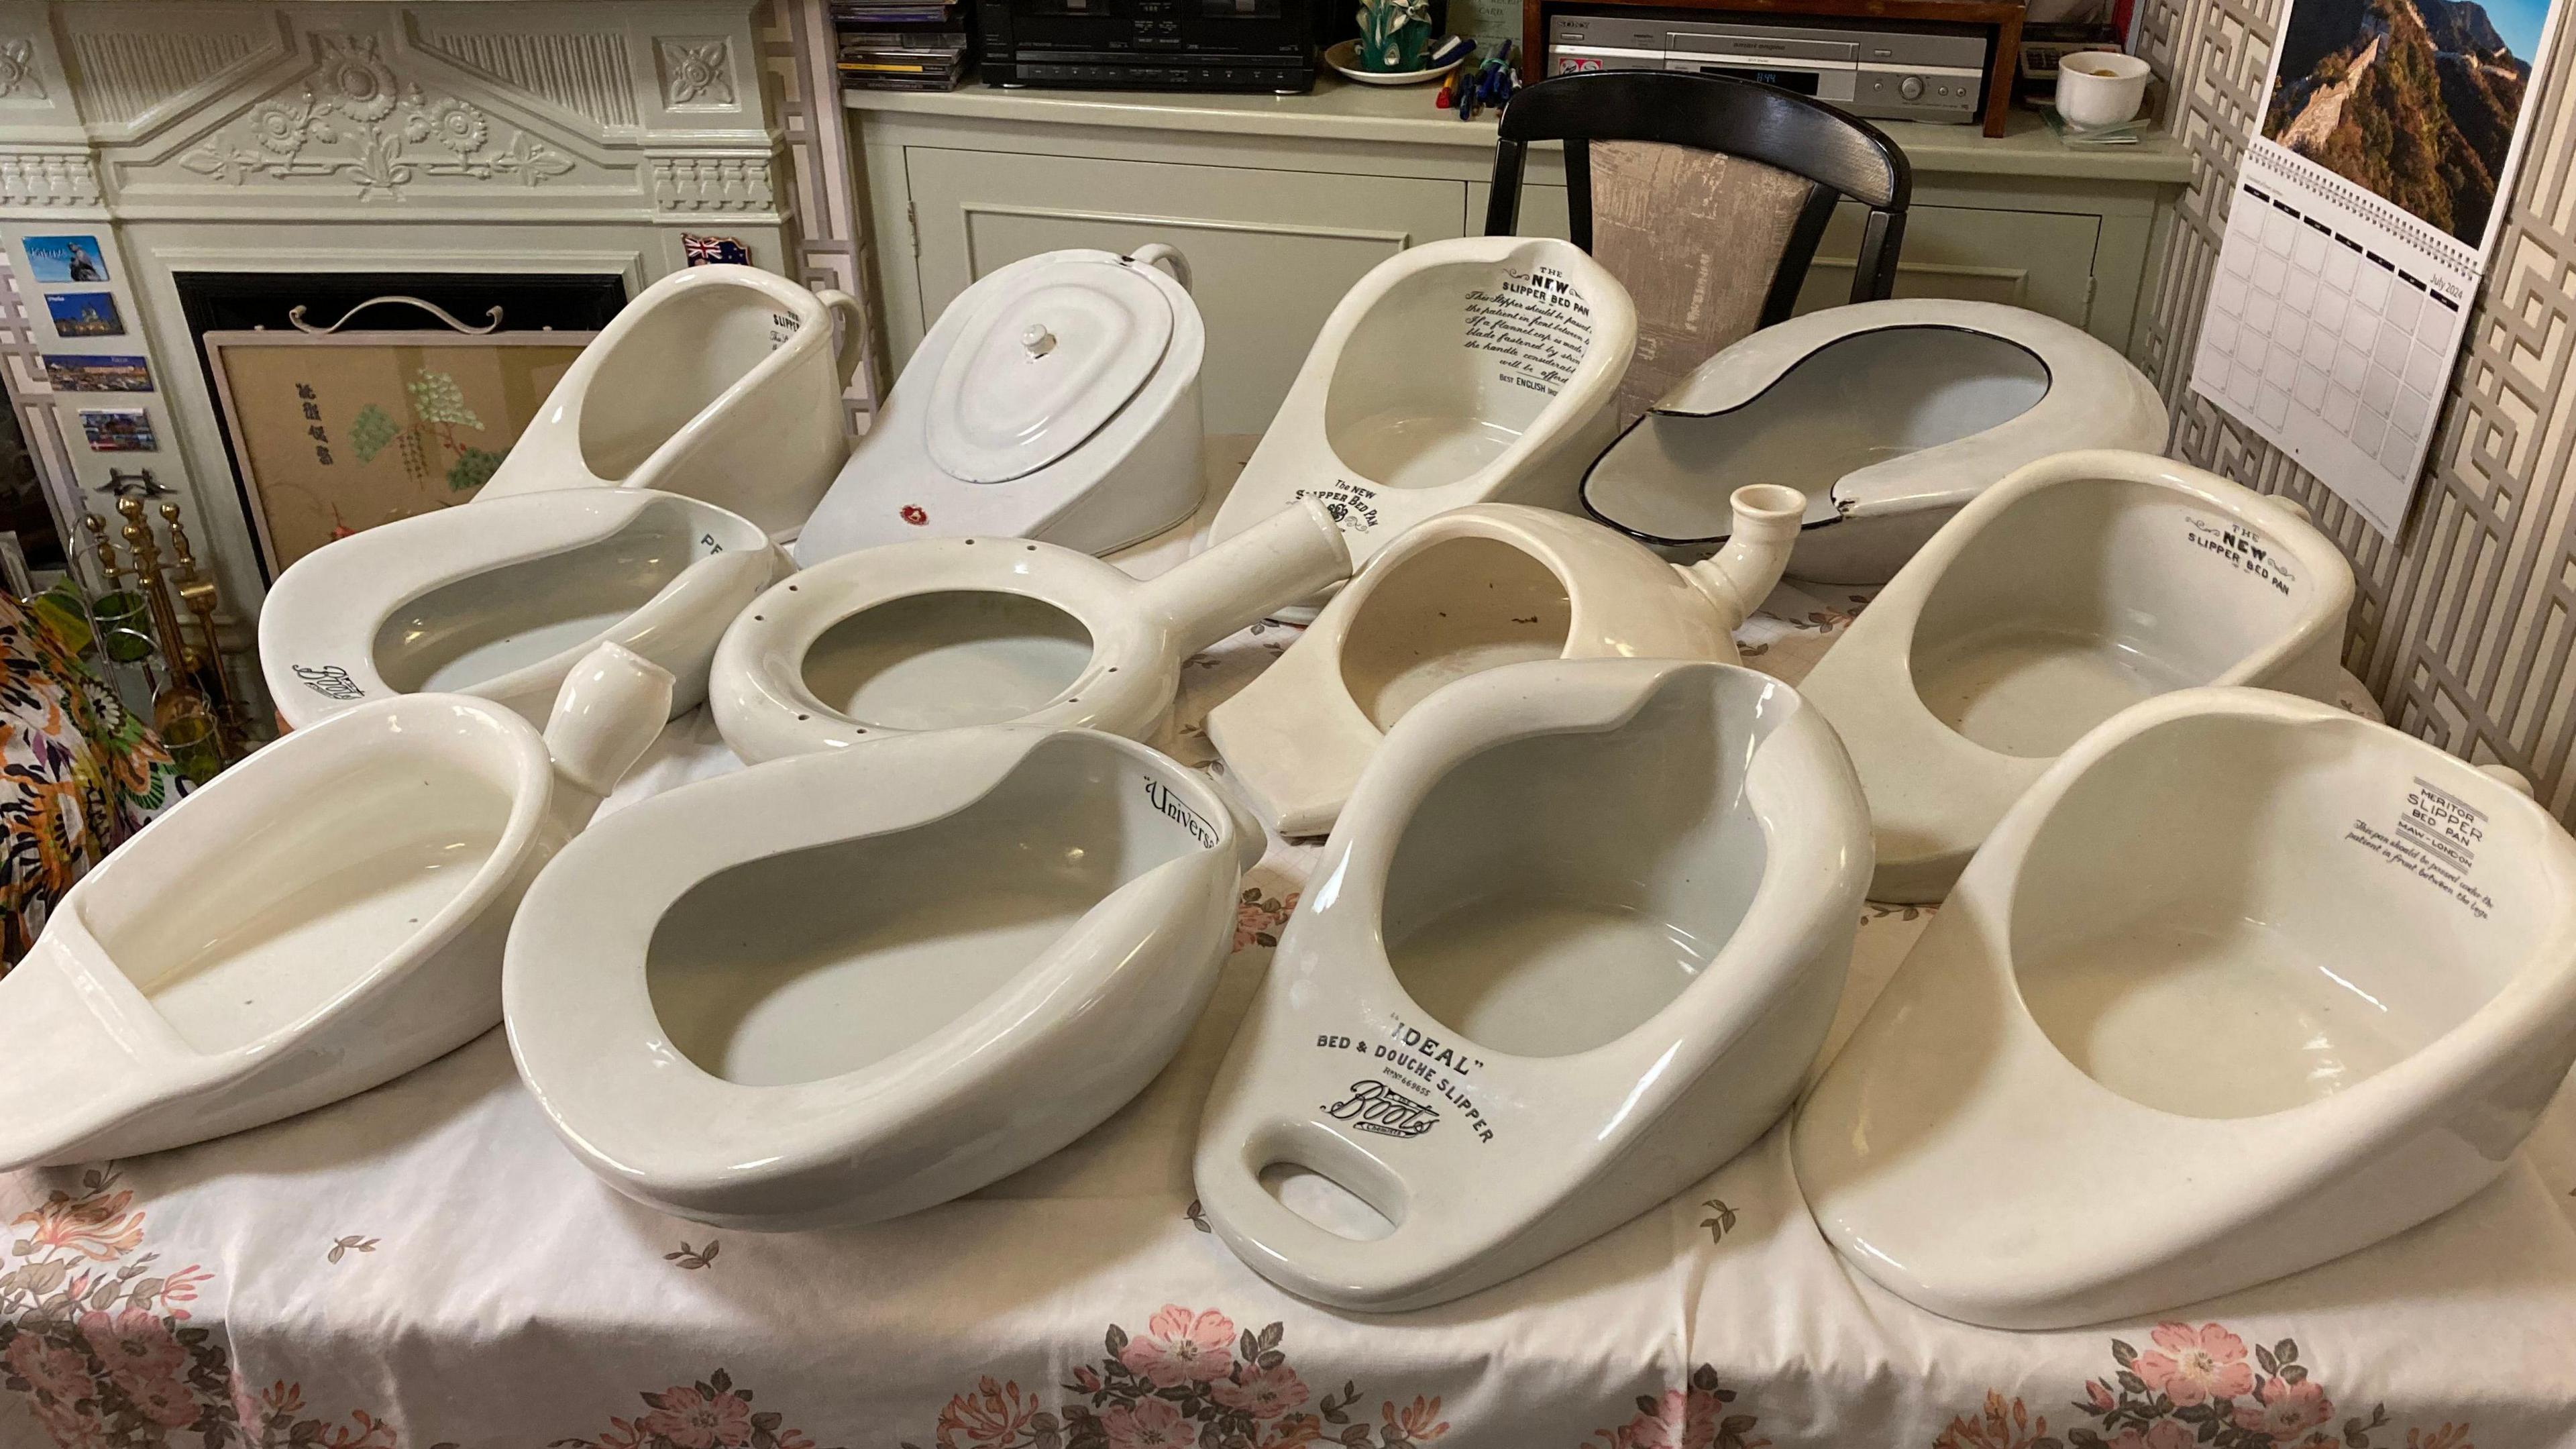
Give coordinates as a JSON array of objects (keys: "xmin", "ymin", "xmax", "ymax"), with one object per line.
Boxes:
[
  {"xmin": 260, "ymin": 488, "xmax": 780, "ymax": 732},
  {"xmin": 1798, "ymin": 448, "xmax": 2357, "ymax": 902},
  {"xmin": 0, "ymin": 644, "xmax": 673, "ymax": 1170},
  {"xmin": 474, "ymin": 264, "xmax": 863, "ymax": 540},
  {"xmin": 1195, "ymin": 658, "xmax": 1871, "ymax": 1311},
  {"xmin": 1794, "ymin": 687, "xmax": 2576, "ymax": 1330}
]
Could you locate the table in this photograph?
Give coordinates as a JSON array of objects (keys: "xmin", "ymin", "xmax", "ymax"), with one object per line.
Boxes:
[{"xmin": 7, "ymin": 445, "xmax": 2575, "ymax": 1449}]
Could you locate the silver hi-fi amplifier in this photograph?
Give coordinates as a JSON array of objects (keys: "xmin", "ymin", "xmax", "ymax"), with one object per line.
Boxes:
[{"xmin": 1548, "ymin": 9, "xmax": 1992, "ymax": 125}]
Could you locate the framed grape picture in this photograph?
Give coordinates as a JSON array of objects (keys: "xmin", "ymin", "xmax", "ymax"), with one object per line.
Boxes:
[{"xmin": 203, "ymin": 322, "xmax": 593, "ymax": 575}]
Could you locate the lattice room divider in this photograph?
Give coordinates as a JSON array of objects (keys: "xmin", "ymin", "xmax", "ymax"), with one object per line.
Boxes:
[{"xmin": 2133, "ymin": 0, "xmax": 2576, "ymax": 820}]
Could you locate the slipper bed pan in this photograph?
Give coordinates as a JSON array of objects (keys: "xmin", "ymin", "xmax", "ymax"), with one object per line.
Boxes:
[
  {"xmin": 795, "ymin": 246, "xmax": 1206, "ymax": 564},
  {"xmin": 260, "ymin": 488, "xmax": 780, "ymax": 732},
  {"xmin": 504, "ymin": 724, "xmax": 1260, "ymax": 1230},
  {"xmin": 1209, "ymin": 488, "xmax": 1803, "ymax": 837},
  {"xmin": 1582, "ymin": 300, "xmax": 2168, "ymax": 584},
  {"xmin": 1195, "ymin": 658, "xmax": 1870, "ymax": 1311},
  {"xmin": 0, "ymin": 644, "xmax": 672, "ymax": 1169},
  {"xmin": 1209, "ymin": 235, "xmax": 1635, "ymax": 594},
  {"xmin": 711, "ymin": 498, "xmax": 1348, "ymax": 763},
  {"xmin": 1793, "ymin": 687, "xmax": 2576, "ymax": 1330},
  {"xmin": 474, "ymin": 264, "xmax": 863, "ymax": 539},
  {"xmin": 1797, "ymin": 449, "xmax": 2354, "ymax": 902}
]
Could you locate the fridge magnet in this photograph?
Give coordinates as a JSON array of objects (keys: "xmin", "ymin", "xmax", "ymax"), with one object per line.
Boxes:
[
  {"xmin": 79, "ymin": 408, "xmax": 156, "ymax": 451},
  {"xmin": 23, "ymin": 235, "xmax": 107, "ymax": 283}
]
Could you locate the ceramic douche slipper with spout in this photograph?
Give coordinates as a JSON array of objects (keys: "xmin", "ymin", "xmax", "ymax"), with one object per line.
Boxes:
[
  {"xmin": 711, "ymin": 498, "xmax": 1350, "ymax": 764},
  {"xmin": 260, "ymin": 487, "xmax": 780, "ymax": 733},
  {"xmin": 474, "ymin": 264, "xmax": 863, "ymax": 539},
  {"xmin": 0, "ymin": 643, "xmax": 673, "ymax": 1171},
  {"xmin": 1794, "ymin": 686, "xmax": 2576, "ymax": 1330},
  {"xmin": 504, "ymin": 722, "xmax": 1261, "ymax": 1230},
  {"xmin": 1796, "ymin": 448, "xmax": 2355, "ymax": 902},
  {"xmin": 1195, "ymin": 657, "xmax": 1871, "ymax": 1311},
  {"xmin": 1208, "ymin": 490, "xmax": 1802, "ymax": 837},
  {"xmin": 796, "ymin": 246, "xmax": 1207, "ymax": 565},
  {"xmin": 1580, "ymin": 299, "xmax": 2168, "ymax": 585},
  {"xmin": 1209, "ymin": 235, "xmax": 1636, "ymax": 612}
]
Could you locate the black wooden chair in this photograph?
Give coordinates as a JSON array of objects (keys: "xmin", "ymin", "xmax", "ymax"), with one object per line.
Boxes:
[{"xmin": 1485, "ymin": 69, "xmax": 1913, "ymax": 418}]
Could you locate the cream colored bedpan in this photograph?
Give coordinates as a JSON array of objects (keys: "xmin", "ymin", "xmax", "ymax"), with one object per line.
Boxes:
[
  {"xmin": 710, "ymin": 499, "xmax": 1348, "ymax": 764},
  {"xmin": 1195, "ymin": 658, "xmax": 1870, "ymax": 1311},
  {"xmin": 474, "ymin": 264, "xmax": 862, "ymax": 539},
  {"xmin": 1799, "ymin": 449, "xmax": 2354, "ymax": 902},
  {"xmin": 795, "ymin": 246, "xmax": 1205, "ymax": 564},
  {"xmin": 1794, "ymin": 687, "xmax": 2576, "ymax": 1330},
  {"xmin": 1581, "ymin": 300, "xmax": 2169, "ymax": 584},
  {"xmin": 0, "ymin": 644, "xmax": 672, "ymax": 1170},
  {"xmin": 505, "ymin": 724, "xmax": 1258, "ymax": 1230},
  {"xmin": 1208, "ymin": 488, "xmax": 1801, "ymax": 837},
  {"xmin": 260, "ymin": 488, "xmax": 780, "ymax": 733},
  {"xmin": 1208, "ymin": 235, "xmax": 1636, "ymax": 596}
]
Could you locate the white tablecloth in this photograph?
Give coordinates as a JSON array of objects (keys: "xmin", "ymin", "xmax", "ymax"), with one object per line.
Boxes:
[{"xmin": 6, "ymin": 443, "xmax": 2573, "ymax": 1449}]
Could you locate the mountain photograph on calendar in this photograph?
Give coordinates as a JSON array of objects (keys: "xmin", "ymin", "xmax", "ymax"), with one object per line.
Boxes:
[{"xmin": 2261, "ymin": 0, "xmax": 2546, "ymax": 243}]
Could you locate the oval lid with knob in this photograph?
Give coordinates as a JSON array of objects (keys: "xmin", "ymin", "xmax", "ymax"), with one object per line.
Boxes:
[{"xmin": 924, "ymin": 252, "xmax": 1178, "ymax": 484}]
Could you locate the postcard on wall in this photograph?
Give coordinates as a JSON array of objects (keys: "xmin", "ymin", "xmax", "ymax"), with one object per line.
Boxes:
[
  {"xmin": 80, "ymin": 408, "xmax": 156, "ymax": 452},
  {"xmin": 2188, "ymin": 0, "xmax": 2567, "ymax": 537},
  {"xmin": 42, "ymin": 354, "xmax": 151, "ymax": 392},
  {"xmin": 22, "ymin": 235, "xmax": 107, "ymax": 284},
  {"xmin": 45, "ymin": 292, "xmax": 123, "ymax": 337},
  {"xmin": 203, "ymin": 329, "xmax": 590, "ymax": 575}
]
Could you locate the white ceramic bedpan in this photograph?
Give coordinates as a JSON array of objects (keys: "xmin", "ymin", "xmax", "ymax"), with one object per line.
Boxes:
[
  {"xmin": 1799, "ymin": 448, "xmax": 2354, "ymax": 903},
  {"xmin": 711, "ymin": 498, "xmax": 1348, "ymax": 764},
  {"xmin": 1208, "ymin": 487, "xmax": 1803, "ymax": 837},
  {"xmin": 1196, "ymin": 658, "xmax": 1870, "ymax": 1311},
  {"xmin": 1210, "ymin": 235, "xmax": 1636, "ymax": 591},
  {"xmin": 0, "ymin": 644, "xmax": 672, "ymax": 1170},
  {"xmin": 506, "ymin": 723, "xmax": 1258, "ymax": 1229},
  {"xmin": 1794, "ymin": 687, "xmax": 2576, "ymax": 1330},
  {"xmin": 1581, "ymin": 300, "xmax": 2169, "ymax": 584},
  {"xmin": 795, "ymin": 245, "xmax": 1207, "ymax": 564},
  {"xmin": 260, "ymin": 488, "xmax": 781, "ymax": 733},
  {"xmin": 474, "ymin": 264, "xmax": 862, "ymax": 540}
]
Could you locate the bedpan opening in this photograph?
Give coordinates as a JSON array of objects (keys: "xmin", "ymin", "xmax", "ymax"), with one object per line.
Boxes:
[
  {"xmin": 644, "ymin": 737, "xmax": 1198, "ymax": 1086},
  {"xmin": 1253, "ymin": 1122, "xmax": 1408, "ymax": 1240},
  {"xmin": 1590, "ymin": 327, "xmax": 2049, "ymax": 543},
  {"xmin": 2008, "ymin": 714, "xmax": 2529, "ymax": 1119},
  {"xmin": 1340, "ymin": 537, "xmax": 1572, "ymax": 732},
  {"xmin": 799, "ymin": 590, "xmax": 1095, "ymax": 731},
  {"xmin": 1908, "ymin": 478, "xmax": 2316, "ymax": 758},
  {"xmin": 374, "ymin": 502, "xmax": 706, "ymax": 696},
  {"xmin": 76, "ymin": 727, "xmax": 522, "ymax": 1055},
  {"xmin": 1378, "ymin": 676, "xmax": 1769, "ymax": 1057},
  {"xmin": 578, "ymin": 281, "xmax": 788, "ymax": 480},
  {"xmin": 1322, "ymin": 257, "xmax": 1599, "ymax": 490},
  {"xmin": 1259, "ymin": 1165, "xmax": 1401, "ymax": 1242}
]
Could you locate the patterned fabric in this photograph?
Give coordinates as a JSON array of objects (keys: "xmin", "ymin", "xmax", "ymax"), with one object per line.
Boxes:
[{"xmin": 0, "ymin": 594, "xmax": 182, "ymax": 967}]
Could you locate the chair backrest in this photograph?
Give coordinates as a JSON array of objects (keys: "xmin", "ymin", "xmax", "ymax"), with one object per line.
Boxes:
[{"xmin": 1486, "ymin": 70, "xmax": 1913, "ymax": 421}]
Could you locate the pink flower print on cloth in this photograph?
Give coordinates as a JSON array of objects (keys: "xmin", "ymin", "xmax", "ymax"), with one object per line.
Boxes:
[
  {"xmin": 2233, "ymin": 1375, "xmax": 2334, "ymax": 1438},
  {"xmin": 3, "ymin": 1334, "xmax": 93, "ymax": 1405},
  {"xmin": 2104, "ymin": 1422, "xmax": 2195, "ymax": 1449},
  {"xmin": 1212, "ymin": 1362, "xmax": 1309, "ymax": 1419},
  {"xmin": 2129, "ymin": 1322, "xmax": 2254, "ymax": 1407},
  {"xmin": 1103, "ymin": 1396, "xmax": 1199, "ymax": 1448},
  {"xmin": 1120, "ymin": 1304, "xmax": 1237, "ymax": 1387},
  {"xmin": 78, "ymin": 1305, "xmax": 187, "ymax": 1383},
  {"xmin": 639, "ymin": 1381, "xmax": 761, "ymax": 1448}
]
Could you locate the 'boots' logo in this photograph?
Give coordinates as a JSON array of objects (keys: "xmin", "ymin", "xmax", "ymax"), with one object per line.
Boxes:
[
  {"xmin": 1322, "ymin": 1081, "xmax": 1438, "ymax": 1138},
  {"xmin": 292, "ymin": 663, "xmax": 366, "ymax": 700}
]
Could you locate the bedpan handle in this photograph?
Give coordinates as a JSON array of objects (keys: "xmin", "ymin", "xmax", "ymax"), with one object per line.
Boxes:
[
  {"xmin": 1127, "ymin": 244, "xmax": 1193, "ymax": 291},
  {"xmin": 818, "ymin": 289, "xmax": 867, "ymax": 389},
  {"xmin": 545, "ymin": 643, "xmax": 676, "ymax": 806},
  {"xmin": 1195, "ymin": 1127, "xmax": 1432, "ymax": 1309},
  {"xmin": 1681, "ymin": 484, "xmax": 1804, "ymax": 630},
  {"xmin": 1136, "ymin": 498, "xmax": 1350, "ymax": 657}
]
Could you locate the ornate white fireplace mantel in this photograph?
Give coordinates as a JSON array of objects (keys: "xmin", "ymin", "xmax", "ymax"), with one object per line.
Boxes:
[{"xmin": 0, "ymin": 0, "xmax": 800, "ymax": 641}]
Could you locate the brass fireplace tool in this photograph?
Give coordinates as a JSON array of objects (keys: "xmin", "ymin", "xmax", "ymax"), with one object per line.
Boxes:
[{"xmin": 81, "ymin": 500, "xmax": 246, "ymax": 779}]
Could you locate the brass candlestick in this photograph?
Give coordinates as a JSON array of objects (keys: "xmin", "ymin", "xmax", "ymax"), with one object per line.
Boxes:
[{"xmin": 161, "ymin": 503, "xmax": 241, "ymax": 755}]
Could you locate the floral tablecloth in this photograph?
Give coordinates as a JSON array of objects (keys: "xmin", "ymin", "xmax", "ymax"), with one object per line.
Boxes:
[{"xmin": 6, "ymin": 442, "xmax": 2575, "ymax": 1449}]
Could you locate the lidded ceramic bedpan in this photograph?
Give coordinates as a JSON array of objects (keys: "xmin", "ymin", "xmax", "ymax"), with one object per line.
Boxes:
[
  {"xmin": 711, "ymin": 498, "xmax": 1348, "ymax": 764},
  {"xmin": 1581, "ymin": 299, "xmax": 2169, "ymax": 584},
  {"xmin": 260, "ymin": 487, "xmax": 781, "ymax": 733},
  {"xmin": 1195, "ymin": 657, "xmax": 1870, "ymax": 1311},
  {"xmin": 504, "ymin": 723, "xmax": 1259, "ymax": 1229},
  {"xmin": 796, "ymin": 246, "xmax": 1206, "ymax": 564},
  {"xmin": 1798, "ymin": 448, "xmax": 2354, "ymax": 903},
  {"xmin": 1208, "ymin": 488, "xmax": 1803, "ymax": 837},
  {"xmin": 0, "ymin": 644, "xmax": 673, "ymax": 1170},
  {"xmin": 1793, "ymin": 687, "xmax": 2576, "ymax": 1330},
  {"xmin": 474, "ymin": 264, "xmax": 863, "ymax": 539},
  {"xmin": 1209, "ymin": 234, "xmax": 1637, "ymax": 589}
]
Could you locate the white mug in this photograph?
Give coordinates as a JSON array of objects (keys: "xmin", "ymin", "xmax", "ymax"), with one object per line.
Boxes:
[{"xmin": 2055, "ymin": 50, "xmax": 2149, "ymax": 130}]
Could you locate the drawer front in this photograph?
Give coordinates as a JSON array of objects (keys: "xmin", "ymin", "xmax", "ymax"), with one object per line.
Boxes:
[{"xmin": 906, "ymin": 148, "xmax": 1468, "ymax": 434}]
